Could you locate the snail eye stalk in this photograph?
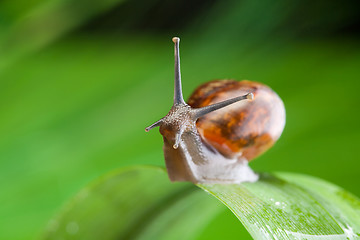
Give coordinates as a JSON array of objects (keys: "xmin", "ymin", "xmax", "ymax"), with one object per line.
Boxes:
[
  {"xmin": 172, "ymin": 37, "xmax": 185, "ymax": 105},
  {"xmin": 193, "ymin": 93, "xmax": 254, "ymax": 119}
]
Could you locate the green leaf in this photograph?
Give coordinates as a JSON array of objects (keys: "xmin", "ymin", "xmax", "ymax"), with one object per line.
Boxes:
[
  {"xmin": 42, "ymin": 166, "xmax": 223, "ymax": 240},
  {"xmin": 42, "ymin": 166, "xmax": 360, "ymax": 240},
  {"xmin": 199, "ymin": 173, "xmax": 360, "ymax": 239}
]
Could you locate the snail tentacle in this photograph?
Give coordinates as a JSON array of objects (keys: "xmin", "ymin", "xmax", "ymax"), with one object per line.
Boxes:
[
  {"xmin": 172, "ymin": 37, "xmax": 185, "ymax": 105},
  {"xmin": 173, "ymin": 127, "xmax": 184, "ymax": 149},
  {"xmin": 145, "ymin": 119, "xmax": 163, "ymax": 132},
  {"xmin": 193, "ymin": 93, "xmax": 253, "ymax": 119}
]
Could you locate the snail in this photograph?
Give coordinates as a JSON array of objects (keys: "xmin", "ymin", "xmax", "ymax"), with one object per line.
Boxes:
[{"xmin": 145, "ymin": 37, "xmax": 285, "ymax": 184}]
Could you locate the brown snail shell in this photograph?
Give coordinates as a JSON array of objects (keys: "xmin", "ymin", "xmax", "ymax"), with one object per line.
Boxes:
[{"xmin": 188, "ymin": 80, "xmax": 285, "ymax": 161}]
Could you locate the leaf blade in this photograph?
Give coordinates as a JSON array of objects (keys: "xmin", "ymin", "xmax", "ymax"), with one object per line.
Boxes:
[
  {"xmin": 43, "ymin": 166, "xmax": 360, "ymax": 240},
  {"xmin": 198, "ymin": 173, "xmax": 360, "ymax": 240},
  {"xmin": 42, "ymin": 166, "xmax": 222, "ymax": 240}
]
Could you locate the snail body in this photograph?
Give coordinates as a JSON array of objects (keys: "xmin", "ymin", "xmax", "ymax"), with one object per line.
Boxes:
[{"xmin": 146, "ymin": 37, "xmax": 285, "ymax": 184}]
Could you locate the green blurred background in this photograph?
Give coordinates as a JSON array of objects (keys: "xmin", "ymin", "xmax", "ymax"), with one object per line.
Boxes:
[{"xmin": 1, "ymin": 0, "xmax": 359, "ymax": 239}]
